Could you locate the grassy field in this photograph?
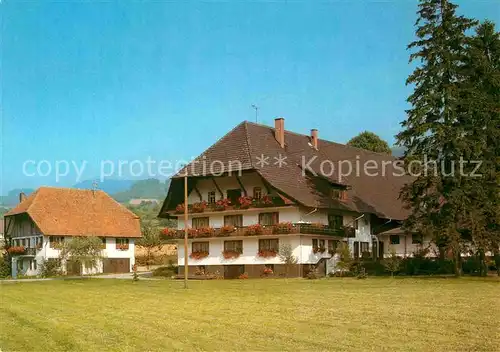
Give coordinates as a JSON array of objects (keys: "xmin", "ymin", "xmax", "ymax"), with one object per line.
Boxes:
[{"xmin": 1, "ymin": 277, "xmax": 499, "ymax": 351}]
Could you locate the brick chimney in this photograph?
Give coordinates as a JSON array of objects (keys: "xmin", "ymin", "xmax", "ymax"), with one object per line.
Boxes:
[
  {"xmin": 274, "ymin": 117, "xmax": 285, "ymax": 148},
  {"xmin": 19, "ymin": 192, "xmax": 27, "ymax": 203},
  {"xmin": 311, "ymin": 129, "xmax": 318, "ymax": 150}
]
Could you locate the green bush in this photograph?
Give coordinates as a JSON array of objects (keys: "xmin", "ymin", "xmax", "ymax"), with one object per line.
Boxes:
[
  {"xmin": 152, "ymin": 264, "xmax": 178, "ymax": 277},
  {"xmin": 39, "ymin": 259, "xmax": 62, "ymax": 278},
  {"xmin": 0, "ymin": 255, "xmax": 11, "ymax": 278}
]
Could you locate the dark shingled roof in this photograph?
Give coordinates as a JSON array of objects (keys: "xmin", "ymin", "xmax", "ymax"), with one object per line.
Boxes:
[{"xmin": 162, "ymin": 121, "xmax": 412, "ymax": 220}]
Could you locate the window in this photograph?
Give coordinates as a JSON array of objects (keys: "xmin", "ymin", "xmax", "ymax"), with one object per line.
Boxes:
[
  {"xmin": 264, "ymin": 264, "xmax": 274, "ymax": 270},
  {"xmin": 328, "ymin": 214, "xmax": 343, "ymax": 229},
  {"xmin": 33, "ymin": 260, "xmax": 37, "ymax": 271},
  {"xmin": 312, "ymin": 239, "xmax": 318, "ymax": 248},
  {"xmin": 224, "ymin": 215, "xmax": 243, "ymax": 227},
  {"xmin": 192, "ymin": 242, "xmax": 209, "ymax": 253},
  {"xmin": 259, "ymin": 239, "xmax": 279, "ymax": 252},
  {"xmin": 208, "ymin": 191, "xmax": 216, "ymax": 204},
  {"xmin": 390, "ymin": 235, "xmax": 400, "ymax": 245},
  {"xmin": 353, "ymin": 241, "xmax": 360, "ymax": 258},
  {"xmin": 331, "ymin": 188, "xmax": 342, "ymax": 199},
  {"xmin": 116, "ymin": 238, "xmax": 129, "ymax": 250},
  {"xmin": 116, "ymin": 238, "xmax": 129, "ymax": 245},
  {"xmin": 360, "ymin": 242, "xmax": 369, "ymax": 253},
  {"xmin": 258, "ymin": 212, "xmax": 279, "ymax": 226},
  {"xmin": 192, "ymin": 217, "xmax": 209, "ymax": 229},
  {"xmin": 319, "ymin": 239, "xmax": 325, "ymax": 248},
  {"xmin": 227, "ymin": 189, "xmax": 242, "ymax": 204},
  {"xmin": 253, "ymin": 187, "xmax": 262, "ymax": 200},
  {"xmin": 50, "ymin": 236, "xmax": 64, "ymax": 249},
  {"xmin": 412, "ymin": 234, "xmax": 423, "ymax": 244},
  {"xmin": 224, "ymin": 240, "xmax": 243, "ymax": 253},
  {"xmin": 101, "ymin": 237, "xmax": 107, "ymax": 249},
  {"xmin": 29, "ymin": 260, "xmax": 34, "ymax": 271},
  {"xmin": 328, "ymin": 240, "xmax": 338, "ymax": 253}
]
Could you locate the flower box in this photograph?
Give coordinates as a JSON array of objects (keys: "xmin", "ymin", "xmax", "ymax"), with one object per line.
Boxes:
[
  {"xmin": 254, "ymin": 195, "xmax": 274, "ymax": 207},
  {"xmin": 238, "ymin": 196, "xmax": 253, "ymax": 209},
  {"xmin": 7, "ymin": 246, "xmax": 25, "ymax": 255},
  {"xmin": 116, "ymin": 244, "xmax": 129, "ymax": 251},
  {"xmin": 220, "ymin": 225, "xmax": 236, "ymax": 235},
  {"xmin": 186, "ymin": 227, "xmax": 215, "ymax": 238},
  {"xmin": 175, "ymin": 203, "xmax": 186, "ymax": 214},
  {"xmin": 214, "ymin": 198, "xmax": 231, "ymax": 211},
  {"xmin": 313, "ymin": 246, "xmax": 326, "ymax": 254},
  {"xmin": 272, "ymin": 222, "xmax": 294, "ymax": 234},
  {"xmin": 222, "ymin": 250, "xmax": 241, "ymax": 260},
  {"xmin": 192, "ymin": 201, "xmax": 207, "ymax": 213},
  {"xmin": 257, "ymin": 249, "xmax": 277, "ymax": 258},
  {"xmin": 161, "ymin": 228, "xmax": 179, "ymax": 238},
  {"xmin": 189, "ymin": 251, "xmax": 209, "ymax": 260},
  {"xmin": 238, "ymin": 273, "xmax": 249, "ymax": 279},
  {"xmin": 245, "ymin": 224, "xmax": 264, "ymax": 236}
]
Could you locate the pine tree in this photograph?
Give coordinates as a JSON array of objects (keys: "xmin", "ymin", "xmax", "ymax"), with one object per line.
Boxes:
[
  {"xmin": 460, "ymin": 21, "xmax": 500, "ymax": 275},
  {"xmin": 397, "ymin": 0, "xmax": 477, "ymax": 276}
]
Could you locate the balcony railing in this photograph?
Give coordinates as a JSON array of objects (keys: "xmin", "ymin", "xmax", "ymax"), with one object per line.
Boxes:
[
  {"xmin": 162, "ymin": 223, "xmax": 355, "ymax": 239},
  {"xmin": 7, "ymin": 247, "xmax": 38, "ymax": 256},
  {"xmin": 173, "ymin": 195, "xmax": 288, "ymax": 214}
]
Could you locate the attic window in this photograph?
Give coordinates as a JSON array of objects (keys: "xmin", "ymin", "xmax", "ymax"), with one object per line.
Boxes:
[
  {"xmin": 331, "ymin": 188, "xmax": 348, "ymax": 201},
  {"xmin": 253, "ymin": 187, "xmax": 262, "ymax": 200},
  {"xmin": 208, "ymin": 191, "xmax": 216, "ymax": 204}
]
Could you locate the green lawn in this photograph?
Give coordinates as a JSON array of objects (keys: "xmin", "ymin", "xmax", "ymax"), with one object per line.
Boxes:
[{"xmin": 1, "ymin": 277, "xmax": 499, "ymax": 351}]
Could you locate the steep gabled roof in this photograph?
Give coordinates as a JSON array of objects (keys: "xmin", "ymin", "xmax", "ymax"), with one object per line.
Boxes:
[
  {"xmin": 5, "ymin": 187, "xmax": 141, "ymax": 238},
  {"xmin": 163, "ymin": 121, "xmax": 412, "ymax": 220}
]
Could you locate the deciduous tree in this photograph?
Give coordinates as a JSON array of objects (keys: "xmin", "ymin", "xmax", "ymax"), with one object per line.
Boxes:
[{"xmin": 347, "ymin": 131, "xmax": 392, "ymax": 154}]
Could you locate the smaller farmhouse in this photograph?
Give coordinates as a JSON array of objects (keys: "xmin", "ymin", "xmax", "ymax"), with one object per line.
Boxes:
[{"xmin": 4, "ymin": 187, "xmax": 141, "ymax": 276}]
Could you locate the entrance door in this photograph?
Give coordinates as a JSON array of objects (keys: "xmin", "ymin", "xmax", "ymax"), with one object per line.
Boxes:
[
  {"xmin": 378, "ymin": 241, "xmax": 385, "ymax": 259},
  {"xmin": 66, "ymin": 260, "xmax": 82, "ymax": 275},
  {"xmin": 226, "ymin": 189, "xmax": 242, "ymax": 205},
  {"xmin": 103, "ymin": 258, "xmax": 131, "ymax": 273}
]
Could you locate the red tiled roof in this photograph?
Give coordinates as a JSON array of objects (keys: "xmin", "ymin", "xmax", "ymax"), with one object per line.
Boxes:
[
  {"xmin": 162, "ymin": 121, "xmax": 412, "ymax": 220},
  {"xmin": 5, "ymin": 187, "xmax": 141, "ymax": 238}
]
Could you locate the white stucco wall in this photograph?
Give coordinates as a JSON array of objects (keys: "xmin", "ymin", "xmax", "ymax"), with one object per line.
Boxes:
[
  {"xmin": 12, "ymin": 235, "xmax": 136, "ymax": 276},
  {"xmin": 187, "ymin": 173, "xmax": 268, "ymax": 205},
  {"xmin": 378, "ymin": 233, "xmax": 436, "ymax": 257},
  {"xmin": 178, "ymin": 234, "xmax": 342, "ymax": 266}
]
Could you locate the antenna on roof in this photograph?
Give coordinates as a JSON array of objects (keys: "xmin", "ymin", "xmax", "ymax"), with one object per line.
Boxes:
[
  {"xmin": 92, "ymin": 180, "xmax": 99, "ymax": 196},
  {"xmin": 251, "ymin": 104, "xmax": 259, "ymax": 123}
]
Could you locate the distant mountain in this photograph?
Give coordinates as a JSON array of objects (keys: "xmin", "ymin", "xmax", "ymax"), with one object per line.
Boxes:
[
  {"xmin": 0, "ymin": 188, "xmax": 35, "ymax": 206},
  {"xmin": 112, "ymin": 179, "xmax": 170, "ymax": 203},
  {"xmin": 73, "ymin": 179, "xmax": 135, "ymax": 194}
]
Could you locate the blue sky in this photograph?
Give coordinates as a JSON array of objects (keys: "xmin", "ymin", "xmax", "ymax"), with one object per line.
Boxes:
[{"xmin": 2, "ymin": 0, "xmax": 499, "ymax": 193}]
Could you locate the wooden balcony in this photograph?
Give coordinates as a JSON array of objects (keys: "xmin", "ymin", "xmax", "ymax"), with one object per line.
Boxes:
[{"xmin": 162, "ymin": 223, "xmax": 355, "ymax": 239}]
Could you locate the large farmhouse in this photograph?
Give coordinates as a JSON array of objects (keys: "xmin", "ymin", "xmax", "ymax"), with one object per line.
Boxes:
[
  {"xmin": 159, "ymin": 118, "xmax": 415, "ymax": 278},
  {"xmin": 4, "ymin": 187, "xmax": 141, "ymax": 277}
]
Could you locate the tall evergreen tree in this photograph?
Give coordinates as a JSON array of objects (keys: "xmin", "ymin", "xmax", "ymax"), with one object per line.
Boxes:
[
  {"xmin": 397, "ymin": 0, "xmax": 477, "ymax": 275},
  {"xmin": 460, "ymin": 21, "xmax": 500, "ymax": 275}
]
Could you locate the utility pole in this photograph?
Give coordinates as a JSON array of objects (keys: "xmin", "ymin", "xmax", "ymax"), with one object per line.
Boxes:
[
  {"xmin": 184, "ymin": 174, "xmax": 189, "ymax": 289},
  {"xmin": 251, "ymin": 104, "xmax": 259, "ymax": 123}
]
